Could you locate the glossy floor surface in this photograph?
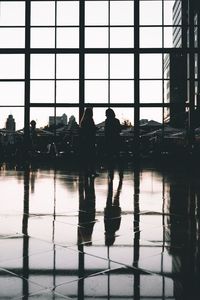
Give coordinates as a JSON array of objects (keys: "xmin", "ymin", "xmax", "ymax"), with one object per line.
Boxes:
[{"xmin": 0, "ymin": 163, "xmax": 200, "ymax": 299}]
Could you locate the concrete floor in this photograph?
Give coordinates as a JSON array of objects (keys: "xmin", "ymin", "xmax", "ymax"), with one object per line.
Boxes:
[{"xmin": 0, "ymin": 163, "xmax": 200, "ymax": 299}]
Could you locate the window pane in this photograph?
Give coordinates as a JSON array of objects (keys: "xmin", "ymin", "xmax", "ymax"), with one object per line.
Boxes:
[
  {"xmin": 85, "ymin": 80, "xmax": 108, "ymax": 103},
  {"xmin": 85, "ymin": 28, "xmax": 108, "ymax": 48},
  {"xmin": 140, "ymin": 107, "xmax": 163, "ymax": 123},
  {"xmin": 140, "ymin": 1, "xmax": 162, "ymax": 25},
  {"xmin": 164, "ymin": 1, "xmax": 175, "ymax": 25},
  {"xmin": 57, "ymin": 28, "xmax": 79, "ymax": 48},
  {"xmin": 30, "ymin": 107, "xmax": 54, "ymax": 129},
  {"xmin": 56, "ymin": 108, "xmax": 79, "ymax": 125},
  {"xmin": 31, "ymin": 54, "xmax": 55, "ymax": 79},
  {"xmin": 85, "ymin": 1, "xmax": 108, "ymax": 25},
  {"xmin": 110, "ymin": 80, "xmax": 134, "ymax": 103},
  {"xmin": 140, "ymin": 80, "xmax": 163, "ymax": 103},
  {"xmin": 140, "ymin": 54, "xmax": 162, "ymax": 79},
  {"xmin": 0, "ymin": 108, "xmax": 24, "ymax": 131},
  {"xmin": 140, "ymin": 27, "xmax": 162, "ymax": 48},
  {"xmin": 110, "ymin": 1, "xmax": 134, "ymax": 25},
  {"xmin": 31, "ymin": 1, "xmax": 55, "ymax": 26},
  {"xmin": 57, "ymin": 1, "xmax": 79, "ymax": 26},
  {"xmin": 0, "ymin": 82, "xmax": 24, "ymax": 106},
  {"xmin": 0, "ymin": 1, "xmax": 25, "ymax": 26},
  {"xmin": 0, "ymin": 54, "xmax": 24, "ymax": 79},
  {"xmin": 85, "ymin": 54, "xmax": 108, "ymax": 79},
  {"xmin": 164, "ymin": 27, "xmax": 173, "ymax": 48},
  {"xmin": 92, "ymin": 107, "xmax": 134, "ymax": 126},
  {"xmin": 31, "ymin": 28, "xmax": 55, "ymax": 48},
  {"xmin": 110, "ymin": 54, "xmax": 134, "ymax": 79},
  {"xmin": 110, "ymin": 28, "xmax": 134, "ymax": 48},
  {"xmin": 0, "ymin": 29, "xmax": 25, "ymax": 48},
  {"xmin": 56, "ymin": 81, "xmax": 79, "ymax": 103},
  {"xmin": 30, "ymin": 81, "xmax": 54, "ymax": 103},
  {"xmin": 56, "ymin": 54, "xmax": 79, "ymax": 79}
]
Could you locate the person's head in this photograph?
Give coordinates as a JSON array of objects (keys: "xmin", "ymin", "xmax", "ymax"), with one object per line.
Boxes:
[
  {"xmin": 106, "ymin": 108, "xmax": 115, "ymax": 119},
  {"xmin": 80, "ymin": 107, "xmax": 93, "ymax": 125},
  {"xmin": 84, "ymin": 107, "xmax": 93, "ymax": 119},
  {"xmin": 30, "ymin": 120, "xmax": 36, "ymax": 128}
]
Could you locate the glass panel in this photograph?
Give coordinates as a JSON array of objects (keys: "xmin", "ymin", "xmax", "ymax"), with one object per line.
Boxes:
[
  {"xmin": 30, "ymin": 80, "xmax": 54, "ymax": 103},
  {"xmin": 110, "ymin": 54, "xmax": 134, "ymax": 79},
  {"xmin": 164, "ymin": 0, "xmax": 175, "ymax": 25},
  {"xmin": 56, "ymin": 80, "xmax": 79, "ymax": 103},
  {"xmin": 140, "ymin": 107, "xmax": 163, "ymax": 123},
  {"xmin": 0, "ymin": 82, "xmax": 24, "ymax": 106},
  {"xmin": 31, "ymin": 28, "xmax": 55, "ymax": 48},
  {"xmin": 56, "ymin": 108, "xmax": 79, "ymax": 130},
  {"xmin": 56, "ymin": 108, "xmax": 79, "ymax": 124},
  {"xmin": 85, "ymin": 54, "xmax": 108, "ymax": 79},
  {"xmin": 92, "ymin": 107, "xmax": 134, "ymax": 126},
  {"xmin": 56, "ymin": 54, "xmax": 79, "ymax": 79},
  {"xmin": 140, "ymin": 1, "xmax": 162, "ymax": 25},
  {"xmin": 110, "ymin": 1, "xmax": 134, "ymax": 25},
  {"xmin": 0, "ymin": 29, "xmax": 25, "ymax": 48},
  {"xmin": 110, "ymin": 28, "xmax": 134, "ymax": 48},
  {"xmin": 140, "ymin": 54, "xmax": 162, "ymax": 79},
  {"xmin": 110, "ymin": 80, "xmax": 134, "ymax": 103},
  {"xmin": 164, "ymin": 27, "xmax": 173, "ymax": 48},
  {"xmin": 140, "ymin": 80, "xmax": 163, "ymax": 103},
  {"xmin": 85, "ymin": 28, "xmax": 108, "ymax": 48},
  {"xmin": 55, "ymin": 108, "xmax": 79, "ymax": 152},
  {"xmin": 140, "ymin": 27, "xmax": 162, "ymax": 48},
  {"xmin": 0, "ymin": 107, "xmax": 24, "ymax": 131},
  {"xmin": 173, "ymin": 26, "xmax": 182, "ymax": 47},
  {"xmin": 85, "ymin": 80, "xmax": 108, "ymax": 103},
  {"xmin": 31, "ymin": 54, "xmax": 55, "ymax": 79},
  {"xmin": 0, "ymin": 1, "xmax": 25, "ymax": 26},
  {"xmin": 31, "ymin": 1, "xmax": 55, "ymax": 26},
  {"xmin": 30, "ymin": 107, "xmax": 54, "ymax": 129},
  {"xmin": 85, "ymin": 1, "xmax": 108, "ymax": 26},
  {"xmin": 57, "ymin": 28, "xmax": 79, "ymax": 48},
  {"xmin": 57, "ymin": 1, "xmax": 79, "ymax": 26},
  {"xmin": 0, "ymin": 54, "xmax": 24, "ymax": 79},
  {"xmin": 164, "ymin": 79, "xmax": 170, "ymax": 103}
]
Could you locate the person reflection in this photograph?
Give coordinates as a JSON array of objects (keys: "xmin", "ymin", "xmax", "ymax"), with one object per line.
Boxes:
[
  {"xmin": 78, "ymin": 174, "xmax": 96, "ymax": 246},
  {"xmin": 104, "ymin": 167, "xmax": 123, "ymax": 246}
]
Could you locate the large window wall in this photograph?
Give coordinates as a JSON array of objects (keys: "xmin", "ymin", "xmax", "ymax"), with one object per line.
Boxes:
[{"xmin": 0, "ymin": 0, "xmax": 199, "ymax": 146}]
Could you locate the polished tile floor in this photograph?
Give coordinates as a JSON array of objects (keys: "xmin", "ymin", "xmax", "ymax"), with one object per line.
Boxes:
[{"xmin": 0, "ymin": 162, "xmax": 200, "ymax": 299}]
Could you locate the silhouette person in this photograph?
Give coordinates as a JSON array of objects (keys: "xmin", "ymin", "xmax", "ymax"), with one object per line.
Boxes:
[
  {"xmin": 30, "ymin": 120, "xmax": 37, "ymax": 151},
  {"xmin": 104, "ymin": 168, "xmax": 123, "ymax": 246},
  {"xmin": 104, "ymin": 108, "xmax": 121, "ymax": 162},
  {"xmin": 78, "ymin": 175, "xmax": 96, "ymax": 246},
  {"xmin": 79, "ymin": 108, "xmax": 97, "ymax": 176}
]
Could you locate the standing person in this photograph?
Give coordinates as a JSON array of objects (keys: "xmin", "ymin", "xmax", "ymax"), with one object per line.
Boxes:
[
  {"xmin": 30, "ymin": 120, "xmax": 37, "ymax": 151},
  {"xmin": 104, "ymin": 108, "xmax": 121, "ymax": 161},
  {"xmin": 79, "ymin": 107, "xmax": 97, "ymax": 176}
]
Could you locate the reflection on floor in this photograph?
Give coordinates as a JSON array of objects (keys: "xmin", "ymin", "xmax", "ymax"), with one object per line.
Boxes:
[{"xmin": 0, "ymin": 162, "xmax": 200, "ymax": 299}]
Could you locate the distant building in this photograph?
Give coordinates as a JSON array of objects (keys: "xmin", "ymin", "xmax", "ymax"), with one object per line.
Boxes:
[
  {"xmin": 49, "ymin": 114, "xmax": 68, "ymax": 127},
  {"xmin": 164, "ymin": 0, "xmax": 200, "ymax": 128},
  {"xmin": 5, "ymin": 114, "xmax": 16, "ymax": 131}
]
